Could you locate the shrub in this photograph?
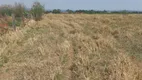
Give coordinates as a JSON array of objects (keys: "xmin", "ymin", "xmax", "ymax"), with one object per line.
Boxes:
[
  {"xmin": 31, "ymin": 1, "xmax": 45, "ymax": 21},
  {"xmin": 8, "ymin": 20, "xmax": 21, "ymax": 27},
  {"xmin": 13, "ymin": 3, "xmax": 26, "ymax": 17},
  {"xmin": 0, "ymin": 3, "xmax": 27, "ymax": 27},
  {"xmin": 0, "ymin": 5, "xmax": 13, "ymax": 16},
  {"xmin": 13, "ymin": 3, "xmax": 28, "ymax": 27}
]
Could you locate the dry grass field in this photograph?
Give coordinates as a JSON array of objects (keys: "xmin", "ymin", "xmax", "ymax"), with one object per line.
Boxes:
[{"xmin": 0, "ymin": 14, "xmax": 142, "ymax": 80}]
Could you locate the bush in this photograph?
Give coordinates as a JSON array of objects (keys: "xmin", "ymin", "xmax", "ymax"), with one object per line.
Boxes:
[
  {"xmin": 0, "ymin": 5, "xmax": 13, "ymax": 16},
  {"xmin": 31, "ymin": 1, "xmax": 45, "ymax": 21},
  {"xmin": 0, "ymin": 3, "xmax": 27, "ymax": 27},
  {"xmin": 8, "ymin": 20, "xmax": 21, "ymax": 27},
  {"xmin": 13, "ymin": 3, "xmax": 26, "ymax": 17},
  {"xmin": 12, "ymin": 3, "xmax": 28, "ymax": 27}
]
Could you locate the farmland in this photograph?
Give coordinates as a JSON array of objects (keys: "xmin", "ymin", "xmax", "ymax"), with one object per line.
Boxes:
[{"xmin": 0, "ymin": 14, "xmax": 142, "ymax": 80}]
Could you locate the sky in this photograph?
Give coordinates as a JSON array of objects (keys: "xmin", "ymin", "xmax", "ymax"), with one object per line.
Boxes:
[{"xmin": 0, "ymin": 0, "xmax": 142, "ymax": 11}]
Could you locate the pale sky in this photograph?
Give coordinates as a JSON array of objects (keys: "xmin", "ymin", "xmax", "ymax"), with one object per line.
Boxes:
[{"xmin": 0, "ymin": 0, "xmax": 142, "ymax": 10}]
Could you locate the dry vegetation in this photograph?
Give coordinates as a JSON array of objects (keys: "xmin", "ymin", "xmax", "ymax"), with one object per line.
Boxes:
[{"xmin": 0, "ymin": 14, "xmax": 142, "ymax": 80}]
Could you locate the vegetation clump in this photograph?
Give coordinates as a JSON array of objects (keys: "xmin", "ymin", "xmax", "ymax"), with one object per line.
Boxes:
[{"xmin": 31, "ymin": 1, "xmax": 45, "ymax": 21}]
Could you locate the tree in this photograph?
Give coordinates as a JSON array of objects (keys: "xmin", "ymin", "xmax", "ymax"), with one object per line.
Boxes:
[
  {"xmin": 66, "ymin": 9, "xmax": 74, "ymax": 14},
  {"xmin": 31, "ymin": 1, "xmax": 45, "ymax": 21},
  {"xmin": 52, "ymin": 9, "xmax": 61, "ymax": 14}
]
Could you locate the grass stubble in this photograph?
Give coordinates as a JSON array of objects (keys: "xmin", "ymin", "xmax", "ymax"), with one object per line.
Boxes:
[{"xmin": 0, "ymin": 14, "xmax": 142, "ymax": 80}]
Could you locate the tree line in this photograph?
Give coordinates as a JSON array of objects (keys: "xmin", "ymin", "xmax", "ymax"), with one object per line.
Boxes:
[
  {"xmin": 0, "ymin": 1, "xmax": 142, "ymax": 26},
  {"xmin": 46, "ymin": 9, "xmax": 142, "ymax": 14}
]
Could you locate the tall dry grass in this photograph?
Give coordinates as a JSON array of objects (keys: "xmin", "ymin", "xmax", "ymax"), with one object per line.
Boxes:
[{"xmin": 0, "ymin": 14, "xmax": 142, "ymax": 80}]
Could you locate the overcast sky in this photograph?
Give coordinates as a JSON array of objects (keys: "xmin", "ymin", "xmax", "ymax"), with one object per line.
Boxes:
[{"xmin": 0, "ymin": 0, "xmax": 142, "ymax": 10}]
